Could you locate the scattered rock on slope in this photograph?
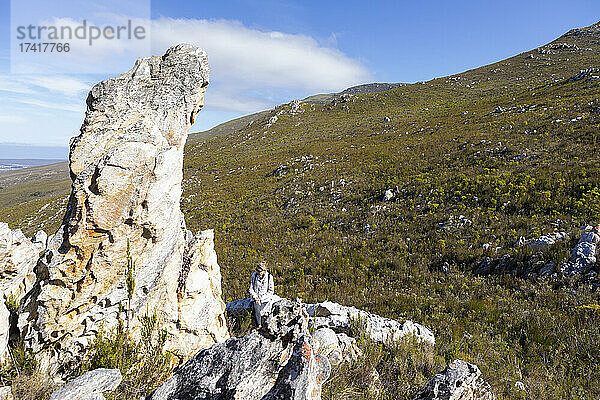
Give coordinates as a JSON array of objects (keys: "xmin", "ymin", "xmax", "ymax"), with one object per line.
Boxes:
[
  {"xmin": 560, "ymin": 225, "xmax": 599, "ymax": 275},
  {"xmin": 17, "ymin": 44, "xmax": 228, "ymax": 373},
  {"xmin": 414, "ymin": 359, "xmax": 495, "ymax": 400},
  {"xmin": 147, "ymin": 299, "xmax": 330, "ymax": 400},
  {"xmin": 306, "ymin": 301, "xmax": 435, "ymax": 345}
]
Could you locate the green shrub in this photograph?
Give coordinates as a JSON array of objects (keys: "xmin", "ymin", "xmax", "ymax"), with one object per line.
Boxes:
[
  {"xmin": 84, "ymin": 313, "xmax": 174, "ymax": 400},
  {"xmin": 323, "ymin": 327, "xmax": 443, "ymax": 400}
]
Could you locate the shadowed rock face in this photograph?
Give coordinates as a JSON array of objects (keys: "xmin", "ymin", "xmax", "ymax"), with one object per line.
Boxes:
[
  {"xmin": 148, "ymin": 299, "xmax": 330, "ymax": 400},
  {"xmin": 18, "ymin": 44, "xmax": 228, "ymax": 373}
]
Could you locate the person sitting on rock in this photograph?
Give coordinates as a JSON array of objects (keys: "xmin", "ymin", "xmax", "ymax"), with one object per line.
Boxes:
[{"xmin": 249, "ymin": 261, "xmax": 275, "ymax": 327}]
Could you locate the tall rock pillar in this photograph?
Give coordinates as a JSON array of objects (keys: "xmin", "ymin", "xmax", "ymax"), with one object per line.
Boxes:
[{"xmin": 19, "ymin": 44, "xmax": 228, "ymax": 372}]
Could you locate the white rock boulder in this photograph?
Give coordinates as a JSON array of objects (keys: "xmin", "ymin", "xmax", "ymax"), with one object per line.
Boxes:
[
  {"xmin": 414, "ymin": 359, "xmax": 495, "ymax": 400},
  {"xmin": 560, "ymin": 225, "xmax": 600, "ymax": 275},
  {"xmin": 0, "ymin": 223, "xmax": 41, "ymax": 303},
  {"xmin": 49, "ymin": 368, "xmax": 122, "ymax": 400},
  {"xmin": 306, "ymin": 301, "xmax": 435, "ymax": 345}
]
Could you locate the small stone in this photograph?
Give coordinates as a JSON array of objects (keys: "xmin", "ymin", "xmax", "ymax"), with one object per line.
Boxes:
[
  {"xmin": 515, "ymin": 381, "xmax": 526, "ymax": 392},
  {"xmin": 383, "ymin": 189, "xmax": 395, "ymax": 202}
]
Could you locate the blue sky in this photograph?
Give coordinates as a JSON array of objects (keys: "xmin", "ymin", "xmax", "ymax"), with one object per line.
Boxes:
[{"xmin": 0, "ymin": 0, "xmax": 599, "ymax": 158}]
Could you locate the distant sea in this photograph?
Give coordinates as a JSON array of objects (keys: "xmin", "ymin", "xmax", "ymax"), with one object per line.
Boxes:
[{"xmin": 0, "ymin": 159, "xmax": 64, "ymax": 172}]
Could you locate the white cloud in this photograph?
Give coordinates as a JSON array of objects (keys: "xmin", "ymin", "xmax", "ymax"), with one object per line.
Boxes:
[
  {"xmin": 14, "ymin": 98, "xmax": 83, "ymax": 113},
  {"xmin": 151, "ymin": 18, "xmax": 372, "ymax": 95},
  {"xmin": 27, "ymin": 76, "xmax": 91, "ymax": 96},
  {"xmin": 17, "ymin": 17, "xmax": 372, "ymax": 112},
  {"xmin": 0, "ymin": 114, "xmax": 27, "ymax": 123},
  {"xmin": 2, "ymin": 17, "xmax": 373, "ymax": 145},
  {"xmin": 0, "ymin": 74, "xmax": 89, "ymax": 117},
  {"xmin": 204, "ymin": 87, "xmax": 271, "ymax": 113},
  {"xmin": 0, "ymin": 80, "xmax": 37, "ymax": 95},
  {"xmin": 0, "ymin": 75, "xmax": 90, "ymax": 97}
]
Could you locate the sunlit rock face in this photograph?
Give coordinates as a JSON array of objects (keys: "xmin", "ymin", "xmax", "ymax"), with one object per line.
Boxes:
[
  {"xmin": 0, "ymin": 223, "xmax": 44, "ymax": 364},
  {"xmin": 18, "ymin": 44, "xmax": 228, "ymax": 373}
]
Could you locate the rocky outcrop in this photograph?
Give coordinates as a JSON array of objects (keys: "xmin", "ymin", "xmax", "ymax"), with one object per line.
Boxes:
[
  {"xmin": 0, "ymin": 223, "xmax": 44, "ymax": 363},
  {"xmin": 17, "ymin": 44, "xmax": 227, "ymax": 373},
  {"xmin": 0, "ymin": 223, "xmax": 43, "ymax": 304},
  {"xmin": 306, "ymin": 301, "xmax": 435, "ymax": 345},
  {"xmin": 228, "ymin": 298, "xmax": 434, "ymax": 346},
  {"xmin": 148, "ymin": 299, "xmax": 330, "ymax": 400},
  {"xmin": 226, "ymin": 297, "xmax": 433, "ymax": 368},
  {"xmin": 49, "ymin": 368, "xmax": 122, "ymax": 400},
  {"xmin": 560, "ymin": 225, "xmax": 599, "ymax": 275},
  {"xmin": 414, "ymin": 360, "xmax": 494, "ymax": 400}
]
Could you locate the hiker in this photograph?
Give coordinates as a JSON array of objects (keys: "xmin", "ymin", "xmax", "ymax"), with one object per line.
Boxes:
[{"xmin": 249, "ymin": 261, "xmax": 275, "ymax": 327}]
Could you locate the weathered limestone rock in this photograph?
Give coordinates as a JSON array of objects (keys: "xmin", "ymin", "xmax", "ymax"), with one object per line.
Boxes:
[
  {"xmin": 311, "ymin": 328, "xmax": 343, "ymax": 366},
  {"xmin": 414, "ymin": 360, "xmax": 495, "ymax": 400},
  {"xmin": 31, "ymin": 230, "xmax": 48, "ymax": 248},
  {"xmin": 172, "ymin": 229, "xmax": 228, "ymax": 356},
  {"xmin": 0, "ymin": 223, "xmax": 41, "ymax": 303},
  {"xmin": 306, "ymin": 301, "xmax": 435, "ymax": 345},
  {"xmin": 226, "ymin": 297, "xmax": 433, "ymax": 368},
  {"xmin": 0, "ymin": 386, "xmax": 12, "ymax": 400},
  {"xmin": 18, "ymin": 44, "xmax": 227, "ymax": 372},
  {"xmin": 560, "ymin": 225, "xmax": 599, "ymax": 275},
  {"xmin": 0, "ymin": 223, "xmax": 43, "ymax": 363},
  {"xmin": 49, "ymin": 368, "xmax": 122, "ymax": 400},
  {"xmin": 148, "ymin": 299, "xmax": 330, "ymax": 400}
]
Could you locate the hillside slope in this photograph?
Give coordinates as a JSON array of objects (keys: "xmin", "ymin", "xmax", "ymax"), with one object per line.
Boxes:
[{"xmin": 1, "ymin": 22, "xmax": 600, "ymax": 399}]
